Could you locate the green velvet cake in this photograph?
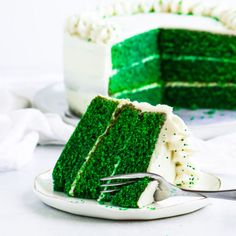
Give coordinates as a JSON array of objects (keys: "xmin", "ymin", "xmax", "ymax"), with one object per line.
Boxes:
[
  {"xmin": 53, "ymin": 96, "xmax": 198, "ymax": 208},
  {"xmin": 64, "ymin": 0, "xmax": 236, "ymax": 115}
]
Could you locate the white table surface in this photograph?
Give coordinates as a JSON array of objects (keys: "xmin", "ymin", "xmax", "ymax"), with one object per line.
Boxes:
[{"xmin": 1, "ymin": 145, "xmax": 236, "ymax": 236}]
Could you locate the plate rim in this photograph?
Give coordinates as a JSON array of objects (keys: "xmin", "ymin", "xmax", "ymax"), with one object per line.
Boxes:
[{"xmin": 33, "ymin": 170, "xmax": 213, "ymax": 220}]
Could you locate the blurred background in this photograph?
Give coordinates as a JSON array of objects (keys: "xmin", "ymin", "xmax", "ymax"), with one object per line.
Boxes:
[{"xmin": 0, "ymin": 0, "xmax": 102, "ymax": 88}]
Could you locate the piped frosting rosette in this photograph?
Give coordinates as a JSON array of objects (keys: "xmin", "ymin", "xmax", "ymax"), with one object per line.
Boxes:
[{"xmin": 153, "ymin": 105, "xmax": 199, "ymax": 189}]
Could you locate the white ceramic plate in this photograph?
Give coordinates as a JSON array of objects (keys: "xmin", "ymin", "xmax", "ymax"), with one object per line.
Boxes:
[
  {"xmin": 34, "ymin": 170, "xmax": 220, "ymax": 220},
  {"xmin": 33, "ymin": 83, "xmax": 236, "ymax": 139}
]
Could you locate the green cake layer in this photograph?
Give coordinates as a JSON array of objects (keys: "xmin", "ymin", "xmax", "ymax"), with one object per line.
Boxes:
[
  {"xmin": 98, "ymin": 110, "xmax": 165, "ymax": 207},
  {"xmin": 113, "ymin": 83, "xmax": 163, "ymax": 106},
  {"xmin": 53, "ymin": 96, "xmax": 166, "ymax": 208},
  {"xmin": 160, "ymin": 29, "xmax": 236, "ymax": 59},
  {"xmin": 161, "ymin": 55, "xmax": 236, "ymax": 83},
  {"xmin": 110, "ymin": 178, "xmax": 151, "ymax": 208},
  {"xmin": 52, "ymin": 96, "xmax": 119, "ymax": 192},
  {"xmin": 164, "ymin": 83, "xmax": 236, "ymax": 109},
  {"xmin": 109, "ymin": 56, "xmax": 161, "ymax": 94},
  {"xmin": 111, "ymin": 29, "xmax": 159, "ymax": 69}
]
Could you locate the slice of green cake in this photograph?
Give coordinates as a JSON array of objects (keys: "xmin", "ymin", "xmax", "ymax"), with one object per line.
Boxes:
[
  {"xmin": 53, "ymin": 96, "xmax": 199, "ymax": 208},
  {"xmin": 52, "ymin": 96, "xmax": 119, "ymax": 192}
]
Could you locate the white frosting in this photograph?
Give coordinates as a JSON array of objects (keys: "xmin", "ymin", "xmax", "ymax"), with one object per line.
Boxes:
[
  {"xmin": 113, "ymin": 82, "xmax": 160, "ymax": 96},
  {"xmin": 165, "ymin": 82, "xmax": 236, "ymax": 87},
  {"xmin": 65, "ymin": 14, "xmax": 121, "ymax": 44},
  {"xmin": 64, "ymin": 33, "xmax": 111, "ymax": 90},
  {"xmin": 65, "ymin": 0, "xmax": 236, "ymax": 44},
  {"xmin": 64, "ymin": 33, "xmax": 111, "ymax": 115},
  {"xmin": 162, "ymin": 54, "xmax": 236, "ymax": 63},
  {"xmin": 65, "ymin": 88, "xmax": 98, "ymax": 115},
  {"xmin": 137, "ymin": 181, "xmax": 159, "ymax": 208},
  {"xmin": 108, "ymin": 13, "xmax": 232, "ymax": 43}
]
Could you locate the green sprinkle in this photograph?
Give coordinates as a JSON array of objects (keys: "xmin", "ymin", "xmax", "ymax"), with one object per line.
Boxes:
[
  {"xmin": 119, "ymin": 207, "xmax": 129, "ymax": 211},
  {"xmin": 204, "ymin": 109, "xmax": 216, "ymax": 115},
  {"xmin": 148, "ymin": 207, "xmax": 156, "ymax": 210}
]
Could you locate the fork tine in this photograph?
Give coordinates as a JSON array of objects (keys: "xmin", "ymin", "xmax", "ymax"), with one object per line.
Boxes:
[
  {"xmin": 100, "ymin": 189, "xmax": 119, "ymax": 194},
  {"xmin": 100, "ymin": 180, "xmax": 136, "ymax": 188},
  {"xmin": 100, "ymin": 172, "xmax": 153, "ymax": 181}
]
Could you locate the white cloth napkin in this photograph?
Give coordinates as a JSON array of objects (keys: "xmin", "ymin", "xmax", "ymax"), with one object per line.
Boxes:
[
  {"xmin": 0, "ymin": 88, "xmax": 73, "ymax": 171},
  {"xmin": 192, "ymin": 134, "xmax": 236, "ymax": 176}
]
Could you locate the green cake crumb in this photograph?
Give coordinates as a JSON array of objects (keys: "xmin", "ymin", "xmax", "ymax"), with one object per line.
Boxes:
[
  {"xmin": 118, "ymin": 207, "xmax": 129, "ymax": 211},
  {"xmin": 148, "ymin": 207, "xmax": 156, "ymax": 210}
]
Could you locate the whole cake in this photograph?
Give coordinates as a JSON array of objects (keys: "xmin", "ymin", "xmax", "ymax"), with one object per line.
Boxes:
[
  {"xmin": 64, "ymin": 0, "xmax": 236, "ymax": 115},
  {"xmin": 53, "ymin": 96, "xmax": 198, "ymax": 208}
]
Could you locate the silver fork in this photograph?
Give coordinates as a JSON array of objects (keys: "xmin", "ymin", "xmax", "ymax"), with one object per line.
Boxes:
[{"xmin": 100, "ymin": 172, "xmax": 236, "ymax": 201}]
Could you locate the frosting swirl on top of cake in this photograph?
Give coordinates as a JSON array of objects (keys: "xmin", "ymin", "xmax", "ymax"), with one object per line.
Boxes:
[
  {"xmin": 65, "ymin": 0, "xmax": 236, "ymax": 44},
  {"xmin": 65, "ymin": 14, "xmax": 121, "ymax": 44}
]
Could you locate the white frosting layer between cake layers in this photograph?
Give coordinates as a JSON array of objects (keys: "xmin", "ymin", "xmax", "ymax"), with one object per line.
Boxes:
[{"xmin": 165, "ymin": 82, "xmax": 236, "ymax": 87}]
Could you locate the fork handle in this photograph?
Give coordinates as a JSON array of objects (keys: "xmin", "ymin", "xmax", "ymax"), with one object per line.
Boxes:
[{"xmin": 182, "ymin": 189, "xmax": 236, "ymax": 200}]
